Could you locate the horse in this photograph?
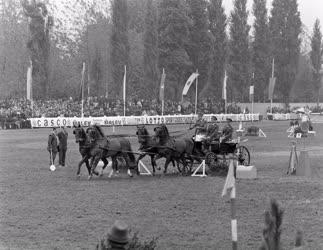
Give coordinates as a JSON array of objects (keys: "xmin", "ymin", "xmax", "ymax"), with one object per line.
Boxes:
[
  {"xmin": 136, "ymin": 125, "xmax": 177, "ymax": 175},
  {"xmin": 86, "ymin": 125, "xmax": 138, "ymax": 179},
  {"xmin": 73, "ymin": 125, "xmax": 108, "ymax": 177},
  {"xmin": 153, "ymin": 124, "xmax": 194, "ymax": 174}
]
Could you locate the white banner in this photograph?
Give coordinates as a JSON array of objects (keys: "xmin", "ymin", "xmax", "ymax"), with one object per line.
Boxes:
[
  {"xmin": 182, "ymin": 73, "xmax": 199, "ymax": 96},
  {"xmin": 28, "ymin": 114, "xmax": 260, "ymax": 128}
]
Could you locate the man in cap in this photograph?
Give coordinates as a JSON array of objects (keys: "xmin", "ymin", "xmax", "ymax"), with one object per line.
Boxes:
[
  {"xmin": 47, "ymin": 128, "xmax": 59, "ymax": 166},
  {"xmin": 206, "ymin": 116, "xmax": 220, "ymax": 142},
  {"xmin": 57, "ymin": 126, "xmax": 68, "ymax": 167},
  {"xmin": 221, "ymin": 118, "xmax": 233, "ymax": 143}
]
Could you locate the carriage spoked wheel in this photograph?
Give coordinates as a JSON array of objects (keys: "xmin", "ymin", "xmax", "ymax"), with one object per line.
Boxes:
[
  {"xmin": 205, "ymin": 152, "xmax": 218, "ymax": 170},
  {"xmin": 234, "ymin": 145, "xmax": 250, "ymax": 166}
]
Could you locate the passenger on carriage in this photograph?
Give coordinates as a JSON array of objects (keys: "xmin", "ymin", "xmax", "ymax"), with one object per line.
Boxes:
[
  {"xmin": 221, "ymin": 118, "xmax": 233, "ymax": 143},
  {"xmin": 206, "ymin": 116, "xmax": 220, "ymax": 141}
]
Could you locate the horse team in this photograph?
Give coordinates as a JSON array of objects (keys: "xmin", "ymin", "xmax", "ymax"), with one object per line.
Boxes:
[{"xmin": 73, "ymin": 124, "xmax": 197, "ymax": 179}]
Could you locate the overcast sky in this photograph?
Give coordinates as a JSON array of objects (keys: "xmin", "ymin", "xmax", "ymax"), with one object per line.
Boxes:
[{"xmin": 222, "ymin": 0, "xmax": 323, "ymax": 32}]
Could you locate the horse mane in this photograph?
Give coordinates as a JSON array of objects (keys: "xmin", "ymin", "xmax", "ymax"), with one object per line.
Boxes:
[
  {"xmin": 93, "ymin": 124, "xmax": 105, "ymax": 138},
  {"xmin": 163, "ymin": 124, "xmax": 169, "ymax": 137},
  {"xmin": 80, "ymin": 127, "xmax": 86, "ymax": 138}
]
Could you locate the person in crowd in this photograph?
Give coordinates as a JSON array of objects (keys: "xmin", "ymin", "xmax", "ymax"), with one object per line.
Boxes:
[
  {"xmin": 221, "ymin": 118, "xmax": 233, "ymax": 143},
  {"xmin": 47, "ymin": 128, "xmax": 59, "ymax": 166},
  {"xmin": 57, "ymin": 126, "xmax": 68, "ymax": 167},
  {"xmin": 96, "ymin": 220, "xmax": 129, "ymax": 250}
]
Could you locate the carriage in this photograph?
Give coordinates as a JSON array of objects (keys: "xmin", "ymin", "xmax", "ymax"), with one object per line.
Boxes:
[{"xmin": 192, "ymin": 128, "xmax": 250, "ymax": 173}]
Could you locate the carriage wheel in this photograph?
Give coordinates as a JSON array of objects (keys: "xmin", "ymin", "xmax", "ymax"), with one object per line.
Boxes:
[
  {"xmin": 205, "ymin": 152, "xmax": 218, "ymax": 170},
  {"xmin": 234, "ymin": 146, "xmax": 250, "ymax": 166}
]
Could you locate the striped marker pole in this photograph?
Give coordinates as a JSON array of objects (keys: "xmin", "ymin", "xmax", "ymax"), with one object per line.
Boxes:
[{"xmin": 230, "ymin": 185, "xmax": 237, "ymax": 250}]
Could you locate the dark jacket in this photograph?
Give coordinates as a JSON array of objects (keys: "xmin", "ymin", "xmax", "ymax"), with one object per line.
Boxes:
[
  {"xmin": 222, "ymin": 123, "xmax": 233, "ymax": 142},
  {"xmin": 207, "ymin": 123, "xmax": 219, "ymax": 140},
  {"xmin": 57, "ymin": 130, "xmax": 68, "ymax": 149},
  {"xmin": 47, "ymin": 133, "xmax": 58, "ymax": 153}
]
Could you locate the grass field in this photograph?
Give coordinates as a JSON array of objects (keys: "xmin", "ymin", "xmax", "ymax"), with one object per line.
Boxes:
[{"xmin": 0, "ymin": 121, "xmax": 322, "ymax": 250}]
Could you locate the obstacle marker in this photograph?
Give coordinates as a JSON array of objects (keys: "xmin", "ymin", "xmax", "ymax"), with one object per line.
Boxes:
[
  {"xmin": 258, "ymin": 129, "xmax": 266, "ymax": 137},
  {"xmin": 287, "ymin": 142, "xmax": 298, "ymax": 175},
  {"xmin": 138, "ymin": 160, "xmax": 152, "ymax": 175},
  {"xmin": 191, "ymin": 160, "xmax": 207, "ymax": 177},
  {"xmin": 236, "ymin": 165, "xmax": 257, "ymax": 179}
]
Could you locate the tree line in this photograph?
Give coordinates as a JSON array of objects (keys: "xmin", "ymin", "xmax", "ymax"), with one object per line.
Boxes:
[{"xmin": 0, "ymin": 0, "xmax": 322, "ymax": 104}]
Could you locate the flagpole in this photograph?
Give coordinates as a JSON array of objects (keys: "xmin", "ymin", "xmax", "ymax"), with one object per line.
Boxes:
[
  {"xmin": 195, "ymin": 69, "xmax": 198, "ymax": 115},
  {"xmin": 270, "ymin": 58, "xmax": 274, "ymax": 114},
  {"xmin": 161, "ymin": 68, "xmax": 165, "ymax": 116},
  {"xmin": 251, "ymin": 73, "xmax": 254, "ymax": 123},
  {"xmin": 81, "ymin": 62, "xmax": 85, "ymax": 118},
  {"xmin": 123, "ymin": 65, "xmax": 126, "ymax": 117}
]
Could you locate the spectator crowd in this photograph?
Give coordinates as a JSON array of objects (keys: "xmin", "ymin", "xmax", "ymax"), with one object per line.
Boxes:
[{"xmin": 0, "ymin": 96, "xmax": 242, "ymax": 120}]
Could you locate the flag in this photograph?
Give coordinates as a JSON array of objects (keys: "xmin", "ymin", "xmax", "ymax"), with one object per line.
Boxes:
[
  {"xmin": 123, "ymin": 65, "xmax": 126, "ymax": 103},
  {"xmin": 249, "ymin": 85, "xmax": 254, "ymax": 102},
  {"xmin": 222, "ymin": 70, "xmax": 227, "ymax": 100},
  {"xmin": 79, "ymin": 62, "xmax": 86, "ymax": 100},
  {"xmin": 182, "ymin": 72, "xmax": 199, "ymax": 96},
  {"xmin": 222, "ymin": 159, "xmax": 236, "ymax": 197},
  {"xmin": 268, "ymin": 77, "xmax": 276, "ymax": 100},
  {"xmin": 159, "ymin": 68, "xmax": 166, "ymax": 102},
  {"xmin": 26, "ymin": 61, "xmax": 33, "ymax": 100}
]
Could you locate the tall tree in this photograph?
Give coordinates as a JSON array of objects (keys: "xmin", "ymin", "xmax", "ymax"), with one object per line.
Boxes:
[
  {"xmin": 110, "ymin": 0, "xmax": 129, "ymax": 97},
  {"xmin": 21, "ymin": 0, "xmax": 53, "ymax": 99},
  {"xmin": 252, "ymin": 0, "xmax": 270, "ymax": 102},
  {"xmin": 203, "ymin": 0, "xmax": 227, "ymax": 99},
  {"xmin": 158, "ymin": 0, "xmax": 192, "ymax": 99},
  {"xmin": 0, "ymin": 0, "xmax": 29, "ymax": 98},
  {"xmin": 269, "ymin": 0, "xmax": 302, "ymax": 103},
  {"xmin": 143, "ymin": 0, "xmax": 159, "ymax": 98},
  {"xmin": 186, "ymin": 0, "xmax": 211, "ymax": 96},
  {"xmin": 228, "ymin": 0, "xmax": 251, "ymax": 102},
  {"xmin": 310, "ymin": 19, "xmax": 323, "ymax": 105}
]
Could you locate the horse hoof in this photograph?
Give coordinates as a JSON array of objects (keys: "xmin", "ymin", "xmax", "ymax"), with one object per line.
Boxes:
[
  {"xmin": 157, "ymin": 167, "xmax": 161, "ymax": 171},
  {"xmin": 88, "ymin": 176, "xmax": 92, "ymax": 180}
]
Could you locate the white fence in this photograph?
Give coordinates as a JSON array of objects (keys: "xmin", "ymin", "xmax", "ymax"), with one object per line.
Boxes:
[{"xmin": 28, "ymin": 113, "xmax": 260, "ymax": 128}]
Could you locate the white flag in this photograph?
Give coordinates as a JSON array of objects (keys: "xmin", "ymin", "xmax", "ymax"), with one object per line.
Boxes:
[
  {"xmin": 182, "ymin": 73, "xmax": 199, "ymax": 96},
  {"xmin": 222, "ymin": 71, "xmax": 227, "ymax": 100},
  {"xmin": 222, "ymin": 159, "xmax": 236, "ymax": 197}
]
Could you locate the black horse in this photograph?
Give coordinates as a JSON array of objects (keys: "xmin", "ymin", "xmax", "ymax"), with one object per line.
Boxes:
[
  {"xmin": 86, "ymin": 125, "xmax": 138, "ymax": 179},
  {"xmin": 73, "ymin": 125, "xmax": 107, "ymax": 177},
  {"xmin": 154, "ymin": 124, "xmax": 194, "ymax": 174},
  {"xmin": 136, "ymin": 125, "xmax": 177, "ymax": 175}
]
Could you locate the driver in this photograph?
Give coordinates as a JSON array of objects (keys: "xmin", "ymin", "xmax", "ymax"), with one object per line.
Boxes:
[
  {"xmin": 190, "ymin": 111, "xmax": 207, "ymax": 156},
  {"xmin": 221, "ymin": 118, "xmax": 233, "ymax": 143},
  {"xmin": 190, "ymin": 111, "xmax": 207, "ymax": 132}
]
